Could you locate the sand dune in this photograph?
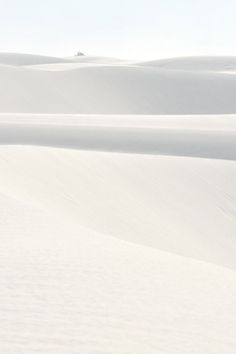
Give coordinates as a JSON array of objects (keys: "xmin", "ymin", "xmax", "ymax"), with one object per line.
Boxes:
[
  {"xmin": 0, "ymin": 114, "xmax": 236, "ymax": 160},
  {"xmin": 0, "ymin": 145, "xmax": 236, "ymax": 270},
  {"xmin": 137, "ymin": 56, "xmax": 236, "ymax": 72},
  {"xmin": 0, "ymin": 53, "xmax": 236, "ymax": 354},
  {"xmin": 67, "ymin": 55, "xmax": 126, "ymax": 64},
  {"xmin": 0, "ymin": 52, "xmax": 70, "ymax": 66},
  {"xmin": 1, "ymin": 54, "xmax": 236, "ymax": 114},
  {"xmin": 1, "ymin": 172, "xmax": 235, "ymax": 353}
]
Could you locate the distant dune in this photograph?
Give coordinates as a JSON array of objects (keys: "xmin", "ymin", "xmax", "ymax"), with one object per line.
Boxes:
[
  {"xmin": 0, "ymin": 54, "xmax": 236, "ymax": 114},
  {"xmin": 0, "ymin": 53, "xmax": 235, "ymax": 354},
  {"xmin": 137, "ymin": 56, "xmax": 236, "ymax": 72},
  {"xmin": 0, "ymin": 52, "xmax": 70, "ymax": 66}
]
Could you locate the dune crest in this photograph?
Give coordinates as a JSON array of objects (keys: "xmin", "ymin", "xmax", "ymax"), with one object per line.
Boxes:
[{"xmin": 1, "ymin": 53, "xmax": 236, "ymax": 114}]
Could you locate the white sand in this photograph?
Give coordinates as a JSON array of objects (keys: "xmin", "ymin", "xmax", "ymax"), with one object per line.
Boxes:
[
  {"xmin": 137, "ymin": 56, "xmax": 236, "ymax": 72},
  {"xmin": 0, "ymin": 54, "xmax": 236, "ymax": 354},
  {"xmin": 1, "ymin": 56, "xmax": 236, "ymax": 114}
]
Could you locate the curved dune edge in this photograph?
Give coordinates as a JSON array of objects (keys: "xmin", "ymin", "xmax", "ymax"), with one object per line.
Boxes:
[
  {"xmin": 0, "ymin": 114, "xmax": 236, "ymax": 161},
  {"xmin": 136, "ymin": 56, "xmax": 236, "ymax": 71},
  {"xmin": 0, "ymin": 144, "xmax": 236, "ymax": 353},
  {"xmin": 0, "ymin": 114, "xmax": 235, "ymax": 270},
  {"xmin": 0, "ymin": 145, "xmax": 236, "ymax": 270}
]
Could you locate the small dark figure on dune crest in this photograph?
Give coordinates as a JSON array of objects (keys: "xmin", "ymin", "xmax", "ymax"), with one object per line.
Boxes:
[{"xmin": 75, "ymin": 51, "xmax": 85, "ymax": 56}]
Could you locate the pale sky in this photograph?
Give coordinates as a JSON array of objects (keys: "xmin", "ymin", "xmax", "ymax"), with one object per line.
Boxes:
[{"xmin": 0, "ymin": 0, "xmax": 236, "ymax": 59}]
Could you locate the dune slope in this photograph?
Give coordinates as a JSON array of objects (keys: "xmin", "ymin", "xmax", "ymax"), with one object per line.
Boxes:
[
  {"xmin": 0, "ymin": 56, "xmax": 236, "ymax": 114},
  {"xmin": 1, "ymin": 178, "xmax": 236, "ymax": 354},
  {"xmin": 137, "ymin": 56, "xmax": 236, "ymax": 72},
  {"xmin": 0, "ymin": 144, "xmax": 236, "ymax": 270},
  {"xmin": 0, "ymin": 52, "xmax": 71, "ymax": 66}
]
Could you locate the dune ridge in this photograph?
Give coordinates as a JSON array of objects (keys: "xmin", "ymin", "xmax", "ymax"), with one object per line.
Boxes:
[
  {"xmin": 1, "ymin": 54, "xmax": 236, "ymax": 114},
  {"xmin": 0, "ymin": 114, "xmax": 236, "ymax": 160}
]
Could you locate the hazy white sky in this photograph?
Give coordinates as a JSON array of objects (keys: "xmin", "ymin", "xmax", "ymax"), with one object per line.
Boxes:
[{"xmin": 0, "ymin": 0, "xmax": 236, "ymax": 59}]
